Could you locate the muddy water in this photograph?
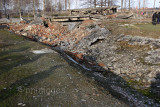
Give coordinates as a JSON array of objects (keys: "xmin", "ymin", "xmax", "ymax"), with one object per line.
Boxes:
[{"xmin": 0, "ymin": 30, "xmax": 128, "ymax": 106}]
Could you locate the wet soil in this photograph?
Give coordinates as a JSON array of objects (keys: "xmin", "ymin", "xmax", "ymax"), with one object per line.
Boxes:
[{"xmin": 0, "ymin": 30, "xmax": 128, "ymax": 106}]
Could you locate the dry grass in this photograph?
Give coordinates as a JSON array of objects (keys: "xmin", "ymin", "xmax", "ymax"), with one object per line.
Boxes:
[
  {"xmin": 102, "ymin": 19, "xmax": 160, "ymax": 39},
  {"xmin": 116, "ymin": 41, "xmax": 151, "ymax": 53}
]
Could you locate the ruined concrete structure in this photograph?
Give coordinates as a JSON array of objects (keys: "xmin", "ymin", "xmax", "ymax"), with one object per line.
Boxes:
[{"xmin": 69, "ymin": 6, "xmax": 119, "ymax": 16}]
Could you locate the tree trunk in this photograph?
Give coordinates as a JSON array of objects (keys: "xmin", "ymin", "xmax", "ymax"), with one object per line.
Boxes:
[
  {"xmin": 94, "ymin": 0, "xmax": 96, "ymax": 8},
  {"xmin": 33, "ymin": 0, "xmax": 36, "ymax": 19},
  {"xmin": 121, "ymin": 0, "xmax": 123, "ymax": 12},
  {"xmin": 104, "ymin": 0, "xmax": 106, "ymax": 7},
  {"xmin": 76, "ymin": 0, "xmax": 78, "ymax": 9},
  {"xmin": 139, "ymin": 0, "xmax": 141, "ymax": 10},
  {"xmin": 65, "ymin": 0, "xmax": 67, "ymax": 10},
  {"xmin": 108, "ymin": 0, "xmax": 109, "ymax": 6},
  {"xmin": 154, "ymin": 0, "xmax": 156, "ymax": 8},
  {"xmin": 43, "ymin": 0, "xmax": 45, "ymax": 16},
  {"xmin": 55, "ymin": 0, "xmax": 57, "ymax": 11},
  {"xmin": 68, "ymin": 0, "xmax": 70, "ymax": 10},
  {"xmin": 18, "ymin": 0, "xmax": 22, "ymax": 19},
  {"xmin": 51, "ymin": 0, "xmax": 53, "ymax": 15},
  {"xmin": 124, "ymin": 0, "xmax": 126, "ymax": 9},
  {"xmin": 101, "ymin": 0, "xmax": 103, "ymax": 7},
  {"xmin": 143, "ymin": 0, "xmax": 145, "ymax": 10},
  {"xmin": 129, "ymin": 0, "xmax": 130, "ymax": 11},
  {"xmin": 3, "ymin": 0, "xmax": 7, "ymax": 17}
]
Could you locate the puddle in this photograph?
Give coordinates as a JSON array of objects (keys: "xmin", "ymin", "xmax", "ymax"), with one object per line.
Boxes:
[{"xmin": 32, "ymin": 48, "xmax": 55, "ymax": 54}]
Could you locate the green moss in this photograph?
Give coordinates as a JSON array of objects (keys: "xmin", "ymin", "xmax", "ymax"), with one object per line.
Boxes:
[
  {"xmin": 127, "ymin": 79, "xmax": 160, "ymax": 103},
  {"xmin": 127, "ymin": 79, "xmax": 143, "ymax": 86},
  {"xmin": 0, "ymin": 30, "xmax": 24, "ymax": 40}
]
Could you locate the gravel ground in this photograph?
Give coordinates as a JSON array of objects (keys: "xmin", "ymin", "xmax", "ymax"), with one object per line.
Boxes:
[{"xmin": 0, "ymin": 30, "xmax": 128, "ymax": 106}]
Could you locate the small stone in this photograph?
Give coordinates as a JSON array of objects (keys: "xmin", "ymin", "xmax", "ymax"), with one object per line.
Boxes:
[
  {"xmin": 147, "ymin": 78, "xmax": 156, "ymax": 83},
  {"xmin": 137, "ymin": 73, "xmax": 142, "ymax": 77},
  {"xmin": 151, "ymin": 78, "xmax": 156, "ymax": 83},
  {"xmin": 22, "ymin": 33, "xmax": 27, "ymax": 36},
  {"xmin": 22, "ymin": 104, "xmax": 26, "ymax": 106},
  {"xmin": 147, "ymin": 72, "xmax": 153, "ymax": 78},
  {"xmin": 114, "ymin": 69, "xmax": 121, "ymax": 75},
  {"xmin": 93, "ymin": 93, "xmax": 96, "ymax": 96},
  {"xmin": 142, "ymin": 79, "xmax": 146, "ymax": 83},
  {"xmin": 134, "ymin": 77, "xmax": 140, "ymax": 81},
  {"xmin": 24, "ymin": 25, "xmax": 32, "ymax": 31},
  {"xmin": 17, "ymin": 103, "xmax": 23, "ymax": 106},
  {"xmin": 81, "ymin": 99, "xmax": 86, "ymax": 102},
  {"xmin": 75, "ymin": 89, "xmax": 79, "ymax": 92}
]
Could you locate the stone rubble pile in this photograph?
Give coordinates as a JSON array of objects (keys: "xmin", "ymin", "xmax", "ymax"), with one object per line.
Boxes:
[
  {"xmin": 9, "ymin": 19, "xmax": 110, "ymax": 71},
  {"xmin": 86, "ymin": 34, "xmax": 160, "ymax": 91},
  {"xmin": 9, "ymin": 18, "xmax": 160, "ymax": 96}
]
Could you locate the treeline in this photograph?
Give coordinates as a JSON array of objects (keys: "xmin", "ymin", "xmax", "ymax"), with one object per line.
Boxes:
[
  {"xmin": 0, "ymin": 0, "xmax": 158, "ymax": 17},
  {"xmin": 0, "ymin": 0, "xmax": 73, "ymax": 17},
  {"xmin": 80, "ymin": 0, "xmax": 117, "ymax": 8}
]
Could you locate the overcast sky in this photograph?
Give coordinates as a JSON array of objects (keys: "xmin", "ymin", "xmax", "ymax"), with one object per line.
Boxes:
[{"xmin": 71, "ymin": 0, "xmax": 160, "ymax": 9}]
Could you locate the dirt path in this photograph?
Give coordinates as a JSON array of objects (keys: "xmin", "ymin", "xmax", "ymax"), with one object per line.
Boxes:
[{"xmin": 0, "ymin": 30, "xmax": 128, "ymax": 106}]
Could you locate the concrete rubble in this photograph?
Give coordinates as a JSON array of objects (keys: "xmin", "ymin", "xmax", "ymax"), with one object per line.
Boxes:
[
  {"xmin": 9, "ymin": 18, "xmax": 110, "ymax": 71},
  {"xmin": 9, "ymin": 18, "xmax": 160, "ymax": 84},
  {"xmin": 8, "ymin": 17, "xmax": 160, "ymax": 105}
]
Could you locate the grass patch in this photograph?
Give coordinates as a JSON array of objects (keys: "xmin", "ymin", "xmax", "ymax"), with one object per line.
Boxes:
[
  {"xmin": 127, "ymin": 79, "xmax": 160, "ymax": 103},
  {"xmin": 127, "ymin": 79, "xmax": 143, "ymax": 86},
  {"xmin": 136, "ymin": 23, "xmax": 160, "ymax": 31},
  {"xmin": 116, "ymin": 41, "xmax": 151, "ymax": 54},
  {"xmin": 12, "ymin": 15, "xmax": 34, "ymax": 18},
  {"xmin": 102, "ymin": 20, "xmax": 160, "ymax": 39}
]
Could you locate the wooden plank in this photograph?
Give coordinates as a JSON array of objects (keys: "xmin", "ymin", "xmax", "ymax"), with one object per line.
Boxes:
[
  {"xmin": 50, "ymin": 15, "xmax": 93, "ymax": 22},
  {"xmin": 51, "ymin": 18, "xmax": 69, "ymax": 22}
]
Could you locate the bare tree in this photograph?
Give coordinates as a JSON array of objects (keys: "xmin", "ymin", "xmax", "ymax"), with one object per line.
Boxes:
[
  {"xmin": 100, "ymin": 0, "xmax": 103, "ymax": 7},
  {"xmin": 139, "ymin": 0, "xmax": 141, "ymax": 9},
  {"xmin": 26, "ymin": 0, "xmax": 32, "ymax": 19},
  {"xmin": 104, "ymin": 0, "xmax": 106, "ymax": 6},
  {"xmin": 124, "ymin": 0, "xmax": 127, "ymax": 9},
  {"xmin": 32, "ymin": 0, "xmax": 36, "ymax": 19},
  {"xmin": 17, "ymin": 0, "xmax": 22, "ymax": 19},
  {"xmin": 154, "ymin": 0, "xmax": 156, "ymax": 8},
  {"xmin": 55, "ymin": 0, "xmax": 57, "ymax": 11},
  {"xmin": 76, "ymin": 0, "xmax": 78, "ymax": 9},
  {"xmin": 129, "ymin": 0, "xmax": 130, "ymax": 11},
  {"xmin": 43, "ymin": 0, "xmax": 45, "ymax": 15},
  {"xmin": 50, "ymin": 0, "xmax": 53, "ymax": 14},
  {"xmin": 68, "ymin": 0, "xmax": 71, "ymax": 10},
  {"xmin": 121, "ymin": 0, "xmax": 123, "ymax": 11},
  {"xmin": 65, "ymin": 0, "xmax": 67, "ymax": 10},
  {"xmin": 143, "ymin": 0, "xmax": 145, "ymax": 10},
  {"xmin": 1, "ymin": 0, "xmax": 10, "ymax": 17}
]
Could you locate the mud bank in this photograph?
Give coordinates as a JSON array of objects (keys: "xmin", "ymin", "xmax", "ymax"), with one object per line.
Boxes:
[{"xmin": 8, "ymin": 19, "xmax": 160, "ymax": 106}]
